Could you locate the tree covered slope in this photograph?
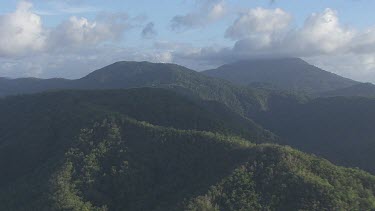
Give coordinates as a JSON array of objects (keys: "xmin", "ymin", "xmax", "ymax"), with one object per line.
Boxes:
[
  {"xmin": 3, "ymin": 115, "xmax": 375, "ymax": 211},
  {"xmin": 250, "ymin": 95, "xmax": 375, "ymax": 174},
  {"xmin": 0, "ymin": 90, "xmax": 375, "ymax": 210}
]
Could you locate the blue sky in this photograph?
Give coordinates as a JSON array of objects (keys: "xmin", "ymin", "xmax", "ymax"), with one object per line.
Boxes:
[{"xmin": 1, "ymin": 0, "xmax": 375, "ymax": 82}]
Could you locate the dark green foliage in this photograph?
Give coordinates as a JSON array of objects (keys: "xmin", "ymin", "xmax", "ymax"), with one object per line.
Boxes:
[
  {"xmin": 0, "ymin": 88, "xmax": 276, "ymax": 144},
  {"xmin": 0, "ymin": 89, "xmax": 272, "ymax": 210},
  {"xmin": 187, "ymin": 146, "xmax": 375, "ymax": 211},
  {"xmin": 252, "ymin": 96, "xmax": 375, "ymax": 173},
  {"xmin": 1, "ymin": 89, "xmax": 375, "ymax": 210},
  {"xmin": 2, "ymin": 61, "xmax": 375, "ymax": 210},
  {"xmin": 49, "ymin": 117, "xmax": 375, "ymax": 211}
]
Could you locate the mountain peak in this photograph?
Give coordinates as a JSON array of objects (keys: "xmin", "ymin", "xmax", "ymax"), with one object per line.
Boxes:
[{"xmin": 203, "ymin": 57, "xmax": 358, "ymax": 93}]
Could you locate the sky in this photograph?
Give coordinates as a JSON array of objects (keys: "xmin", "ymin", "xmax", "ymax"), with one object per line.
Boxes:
[{"xmin": 1, "ymin": 0, "xmax": 375, "ymax": 82}]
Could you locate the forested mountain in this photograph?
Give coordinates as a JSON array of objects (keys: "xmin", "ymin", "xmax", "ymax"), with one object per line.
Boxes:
[
  {"xmin": 0, "ymin": 88, "xmax": 273, "ymax": 210},
  {"xmin": 203, "ymin": 58, "xmax": 358, "ymax": 93},
  {"xmin": 1, "ymin": 90, "xmax": 375, "ymax": 210},
  {"xmin": 250, "ymin": 95, "xmax": 375, "ymax": 173},
  {"xmin": 1, "ymin": 61, "xmax": 375, "ymax": 174},
  {"xmin": 3, "ymin": 60, "xmax": 375, "ymax": 210},
  {"xmin": 0, "ymin": 61, "xmax": 273, "ymax": 116}
]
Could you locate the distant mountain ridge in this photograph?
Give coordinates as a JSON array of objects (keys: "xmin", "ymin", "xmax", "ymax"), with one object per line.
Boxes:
[
  {"xmin": 203, "ymin": 58, "xmax": 359, "ymax": 93},
  {"xmin": 2, "ymin": 58, "xmax": 374, "ymax": 98},
  {"xmin": 318, "ymin": 82, "xmax": 375, "ymax": 98}
]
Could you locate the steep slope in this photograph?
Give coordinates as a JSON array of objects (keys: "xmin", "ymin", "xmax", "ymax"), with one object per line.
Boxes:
[
  {"xmin": 251, "ymin": 95, "xmax": 375, "ymax": 174},
  {"xmin": 0, "ymin": 88, "xmax": 276, "ymax": 210},
  {"xmin": 3, "ymin": 115, "xmax": 375, "ymax": 210},
  {"xmin": 318, "ymin": 82, "xmax": 375, "ymax": 98},
  {"xmin": 203, "ymin": 58, "xmax": 358, "ymax": 93}
]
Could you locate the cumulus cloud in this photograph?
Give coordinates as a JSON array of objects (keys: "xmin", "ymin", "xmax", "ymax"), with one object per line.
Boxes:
[
  {"xmin": 3, "ymin": 2, "xmax": 375, "ymax": 82},
  {"xmin": 0, "ymin": 1, "xmax": 130, "ymax": 56},
  {"xmin": 0, "ymin": 1, "xmax": 46, "ymax": 57},
  {"xmin": 170, "ymin": 0, "xmax": 226, "ymax": 31},
  {"xmin": 167, "ymin": 7, "xmax": 375, "ymax": 81},
  {"xmin": 141, "ymin": 22, "xmax": 157, "ymax": 39},
  {"xmin": 176, "ymin": 7, "xmax": 357, "ymax": 65},
  {"xmin": 0, "ymin": 1, "xmax": 139, "ymax": 78},
  {"xmin": 225, "ymin": 8, "xmax": 292, "ymax": 40},
  {"xmin": 48, "ymin": 13, "xmax": 129, "ymax": 49},
  {"xmin": 286, "ymin": 8, "xmax": 354, "ymax": 55},
  {"xmin": 227, "ymin": 8, "xmax": 354, "ymax": 57}
]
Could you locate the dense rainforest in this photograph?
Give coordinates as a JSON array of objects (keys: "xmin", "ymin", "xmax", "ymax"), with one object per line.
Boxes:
[{"xmin": 2, "ymin": 58, "xmax": 375, "ymax": 210}]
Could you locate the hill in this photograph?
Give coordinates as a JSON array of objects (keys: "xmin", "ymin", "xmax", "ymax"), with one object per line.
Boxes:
[
  {"xmin": 250, "ymin": 95, "xmax": 375, "ymax": 174},
  {"xmin": 0, "ymin": 90, "xmax": 375, "ymax": 210},
  {"xmin": 0, "ymin": 88, "xmax": 274, "ymax": 210},
  {"xmin": 203, "ymin": 58, "xmax": 358, "ymax": 93},
  {"xmin": 0, "ymin": 110, "xmax": 375, "ymax": 211}
]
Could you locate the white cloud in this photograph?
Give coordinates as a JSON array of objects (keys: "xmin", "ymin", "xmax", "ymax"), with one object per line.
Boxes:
[
  {"xmin": 0, "ymin": 1, "xmax": 138, "ymax": 78},
  {"xmin": 3, "ymin": 2, "xmax": 375, "ymax": 83},
  {"xmin": 0, "ymin": 1, "xmax": 46, "ymax": 57},
  {"xmin": 170, "ymin": 0, "xmax": 226, "ymax": 31},
  {"xmin": 48, "ymin": 14, "xmax": 129, "ymax": 49},
  {"xmin": 286, "ymin": 8, "xmax": 354, "ymax": 55},
  {"xmin": 177, "ymin": 8, "xmax": 358, "ymax": 63},
  {"xmin": 0, "ymin": 1, "xmax": 130, "ymax": 56},
  {"xmin": 225, "ymin": 7, "xmax": 292, "ymax": 40},
  {"xmin": 306, "ymin": 54, "xmax": 375, "ymax": 83},
  {"xmin": 226, "ymin": 8, "xmax": 354, "ymax": 57}
]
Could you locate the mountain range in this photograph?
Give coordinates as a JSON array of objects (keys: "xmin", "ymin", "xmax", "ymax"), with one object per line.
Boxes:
[
  {"xmin": 1, "ymin": 89, "xmax": 375, "ymax": 210},
  {"xmin": 2, "ymin": 58, "xmax": 375, "ymax": 98},
  {"xmin": 2, "ymin": 58, "xmax": 375, "ymax": 210}
]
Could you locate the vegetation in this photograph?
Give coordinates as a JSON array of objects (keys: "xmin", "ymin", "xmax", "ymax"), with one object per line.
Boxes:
[
  {"xmin": 0, "ymin": 89, "xmax": 375, "ymax": 210},
  {"xmin": 2, "ymin": 60, "xmax": 375, "ymax": 210},
  {"xmin": 251, "ymin": 95, "xmax": 375, "ymax": 173},
  {"xmin": 28, "ymin": 116, "xmax": 375, "ymax": 210}
]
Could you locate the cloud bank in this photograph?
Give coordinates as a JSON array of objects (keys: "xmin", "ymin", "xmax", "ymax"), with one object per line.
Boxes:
[{"xmin": 2, "ymin": 1, "xmax": 375, "ymax": 82}]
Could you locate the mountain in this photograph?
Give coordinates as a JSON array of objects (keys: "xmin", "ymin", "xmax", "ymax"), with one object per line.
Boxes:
[
  {"xmin": 4, "ymin": 61, "xmax": 375, "ymax": 173},
  {"xmin": 250, "ymin": 95, "xmax": 375, "ymax": 174},
  {"xmin": 203, "ymin": 58, "xmax": 358, "ymax": 93},
  {"xmin": 0, "ymin": 61, "xmax": 273, "ymax": 116},
  {"xmin": 0, "ymin": 88, "xmax": 273, "ymax": 210},
  {"xmin": 1, "ymin": 90, "xmax": 375, "ymax": 210},
  {"xmin": 318, "ymin": 82, "xmax": 375, "ymax": 98}
]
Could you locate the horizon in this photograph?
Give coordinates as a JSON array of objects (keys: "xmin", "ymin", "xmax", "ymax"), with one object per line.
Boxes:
[
  {"xmin": 1, "ymin": 1, "xmax": 375, "ymax": 82},
  {"xmin": 0, "ymin": 57, "xmax": 362, "ymax": 84}
]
